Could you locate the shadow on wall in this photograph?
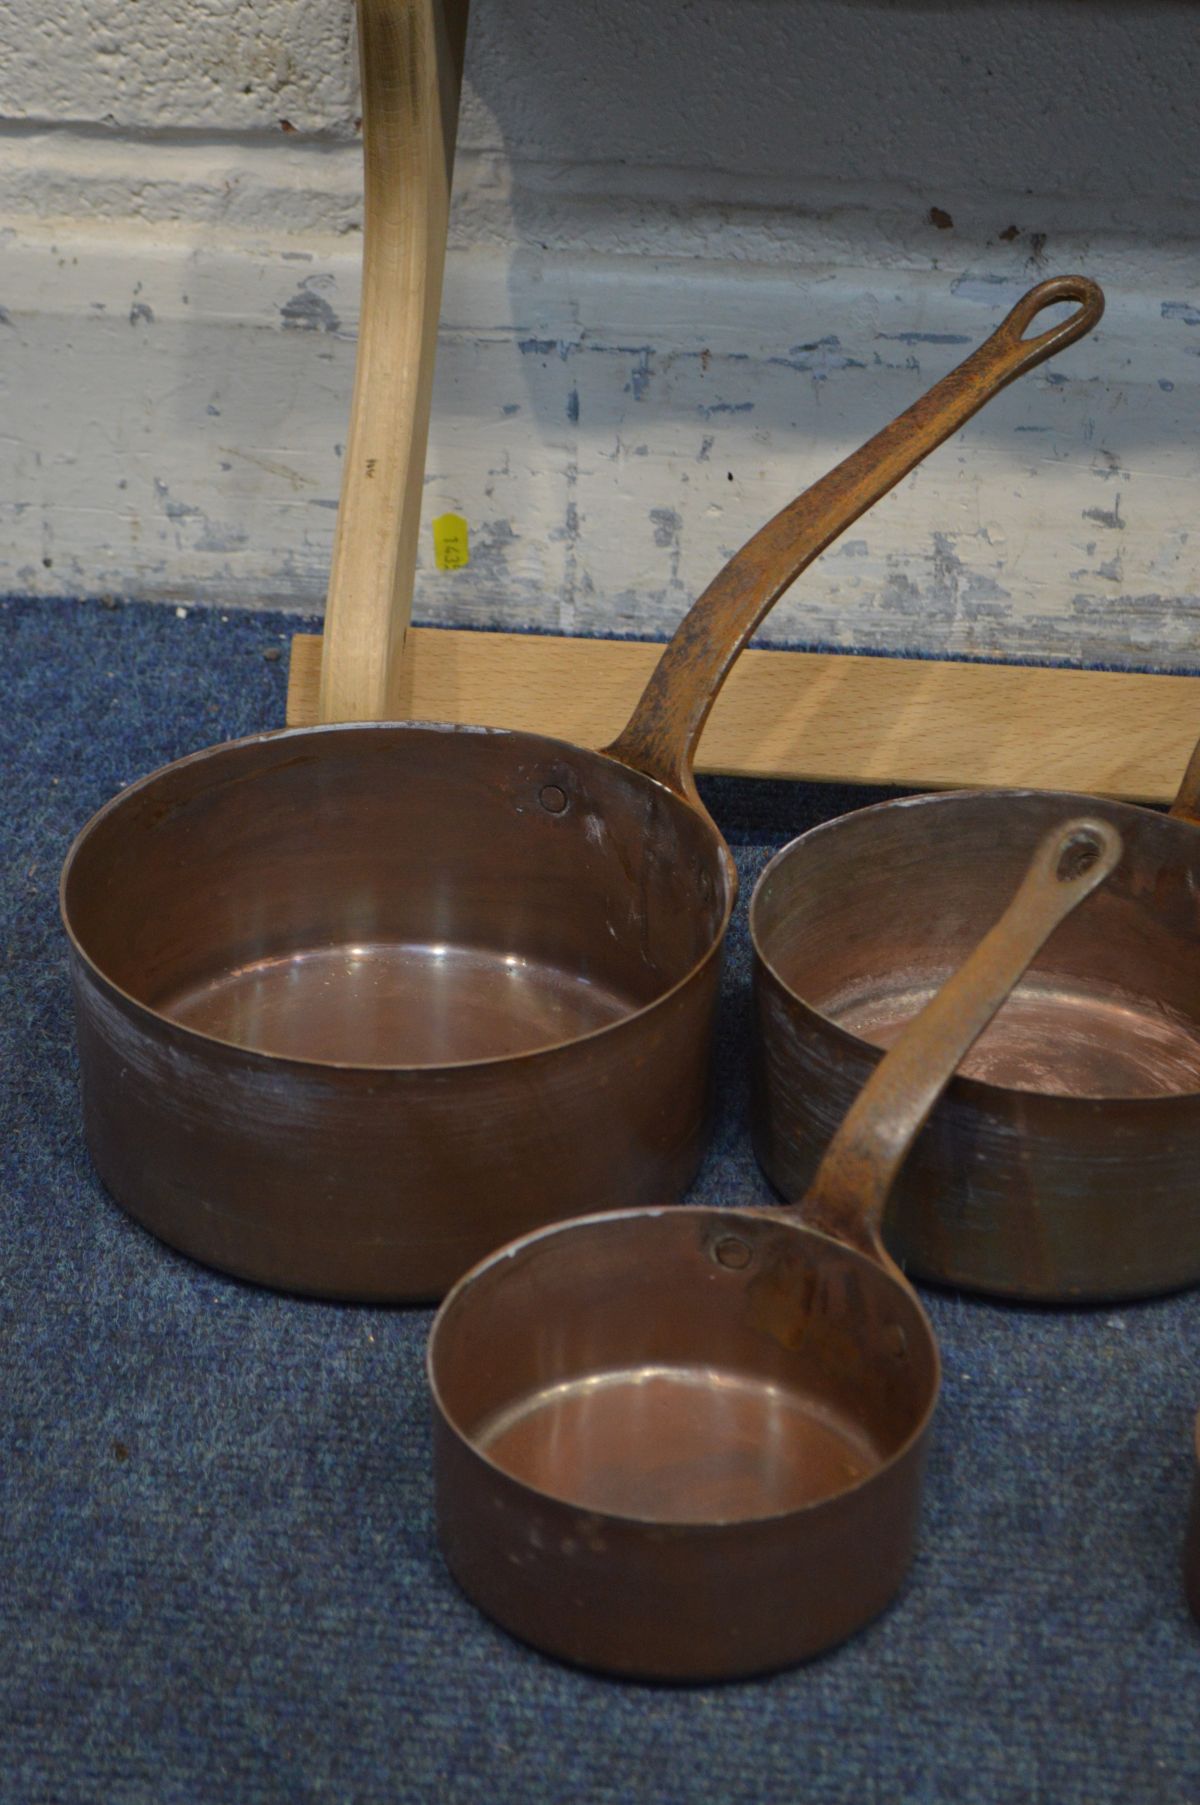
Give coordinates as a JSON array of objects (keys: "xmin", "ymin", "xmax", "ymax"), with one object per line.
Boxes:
[
  {"xmin": 462, "ymin": 0, "xmax": 1200, "ymax": 210},
  {"xmin": 420, "ymin": 0, "xmax": 1200, "ymax": 656},
  {"xmin": 455, "ymin": 0, "xmax": 1200, "ymax": 449}
]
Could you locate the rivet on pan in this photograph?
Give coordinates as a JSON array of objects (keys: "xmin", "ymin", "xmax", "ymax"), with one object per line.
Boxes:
[
  {"xmin": 699, "ymin": 868, "xmax": 714, "ymax": 902},
  {"xmin": 1056, "ymin": 829, "xmax": 1101, "ymax": 882},
  {"xmin": 887, "ymin": 1323, "xmax": 908, "ymax": 1359},
  {"xmin": 713, "ymin": 1235, "xmax": 752, "ymax": 1270},
  {"xmin": 539, "ymin": 784, "xmax": 568, "ymax": 815}
]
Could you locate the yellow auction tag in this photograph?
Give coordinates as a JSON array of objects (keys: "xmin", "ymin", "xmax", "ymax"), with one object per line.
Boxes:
[{"xmin": 432, "ymin": 513, "xmax": 470, "ymax": 571}]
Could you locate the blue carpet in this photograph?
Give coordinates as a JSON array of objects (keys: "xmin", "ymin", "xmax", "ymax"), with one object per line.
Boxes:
[{"xmin": 4, "ymin": 594, "xmax": 1198, "ymax": 1804}]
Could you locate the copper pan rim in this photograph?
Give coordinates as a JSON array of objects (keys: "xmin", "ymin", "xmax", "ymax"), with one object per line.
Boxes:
[
  {"xmin": 426, "ymin": 1202, "xmax": 943, "ymax": 1528},
  {"xmin": 59, "ymin": 718, "xmax": 737, "ymax": 1077},
  {"xmin": 749, "ymin": 784, "xmax": 1200, "ymax": 1108}
]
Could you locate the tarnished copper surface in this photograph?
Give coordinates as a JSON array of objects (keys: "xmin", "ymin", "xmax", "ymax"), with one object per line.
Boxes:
[
  {"xmin": 752, "ymin": 787, "xmax": 1200, "ymax": 1301},
  {"xmin": 474, "ymin": 1361, "xmax": 879, "ymax": 1521},
  {"xmin": 429, "ymin": 820, "xmax": 1120, "ymax": 1680},
  {"xmin": 832, "ymin": 977, "xmax": 1200, "ymax": 1098},
  {"xmin": 432, "ymin": 1206, "xmax": 937, "ymax": 1679},
  {"xmin": 60, "ymin": 279, "xmax": 1103, "ymax": 1300},
  {"xmin": 64, "ymin": 726, "xmax": 724, "ymax": 1300},
  {"xmin": 165, "ymin": 941, "xmax": 635, "ymax": 1066}
]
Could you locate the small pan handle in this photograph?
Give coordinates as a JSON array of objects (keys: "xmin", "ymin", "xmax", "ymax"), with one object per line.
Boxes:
[
  {"xmin": 604, "ymin": 276, "xmax": 1104, "ymax": 804},
  {"xmin": 798, "ymin": 816, "xmax": 1123, "ymax": 1269}
]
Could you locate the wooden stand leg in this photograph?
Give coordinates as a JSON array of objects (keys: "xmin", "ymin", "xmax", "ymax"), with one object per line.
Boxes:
[
  {"xmin": 314, "ymin": 0, "xmax": 469, "ymax": 725},
  {"xmin": 285, "ymin": 625, "xmax": 1200, "ymax": 806}
]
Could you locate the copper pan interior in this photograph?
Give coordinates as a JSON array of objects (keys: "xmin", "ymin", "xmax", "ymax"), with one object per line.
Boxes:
[
  {"xmin": 61, "ymin": 724, "xmax": 727, "ymax": 1068},
  {"xmin": 431, "ymin": 1206, "xmax": 936, "ymax": 1527},
  {"xmin": 753, "ymin": 790, "xmax": 1200, "ymax": 1101}
]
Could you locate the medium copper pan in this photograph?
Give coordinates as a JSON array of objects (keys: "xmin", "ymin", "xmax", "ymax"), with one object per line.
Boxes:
[
  {"xmin": 59, "ymin": 277, "xmax": 1101, "ymax": 1301},
  {"xmin": 428, "ymin": 818, "xmax": 1122, "ymax": 1681},
  {"xmin": 751, "ymin": 730, "xmax": 1200, "ymax": 1303}
]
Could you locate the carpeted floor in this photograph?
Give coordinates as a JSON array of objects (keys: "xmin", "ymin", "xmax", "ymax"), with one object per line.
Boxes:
[{"xmin": 4, "ymin": 594, "xmax": 1198, "ymax": 1804}]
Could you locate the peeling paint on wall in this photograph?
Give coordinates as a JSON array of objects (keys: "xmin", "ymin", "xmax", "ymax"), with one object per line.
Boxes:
[
  {"xmin": 281, "ymin": 280, "xmax": 340, "ymax": 335},
  {"xmin": 2, "ymin": 221, "xmax": 1200, "ymax": 670}
]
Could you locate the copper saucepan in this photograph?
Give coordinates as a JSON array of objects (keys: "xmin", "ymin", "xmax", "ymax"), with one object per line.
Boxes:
[
  {"xmin": 751, "ymin": 732, "xmax": 1200, "ymax": 1301},
  {"xmin": 428, "ymin": 818, "xmax": 1122, "ymax": 1681},
  {"xmin": 59, "ymin": 278, "xmax": 1102, "ymax": 1301}
]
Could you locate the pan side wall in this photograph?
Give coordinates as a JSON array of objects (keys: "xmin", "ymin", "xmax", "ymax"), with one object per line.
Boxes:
[
  {"xmin": 432, "ymin": 1409, "xmax": 930, "ymax": 1682},
  {"xmin": 752, "ymin": 957, "xmax": 1200, "ymax": 1303},
  {"xmin": 70, "ymin": 948, "xmax": 722, "ymax": 1302}
]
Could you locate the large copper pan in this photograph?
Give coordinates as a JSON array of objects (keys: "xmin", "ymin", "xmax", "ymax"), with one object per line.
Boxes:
[
  {"xmin": 752, "ymin": 743, "xmax": 1200, "ymax": 1302},
  {"xmin": 59, "ymin": 278, "xmax": 1101, "ymax": 1301},
  {"xmin": 428, "ymin": 819, "xmax": 1121, "ymax": 1680}
]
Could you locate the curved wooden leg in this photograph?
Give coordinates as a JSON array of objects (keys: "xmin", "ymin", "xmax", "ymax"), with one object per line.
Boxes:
[{"xmin": 312, "ymin": 0, "xmax": 469, "ymax": 725}]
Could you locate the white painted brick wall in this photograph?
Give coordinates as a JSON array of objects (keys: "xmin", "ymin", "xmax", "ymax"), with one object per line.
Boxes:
[
  {"xmin": 0, "ymin": 0, "xmax": 358, "ymax": 133},
  {"xmin": 2, "ymin": 0, "xmax": 1199, "ymax": 668}
]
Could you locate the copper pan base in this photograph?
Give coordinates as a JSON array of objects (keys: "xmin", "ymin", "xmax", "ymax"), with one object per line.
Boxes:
[
  {"xmin": 164, "ymin": 939, "xmax": 635, "ymax": 1067},
  {"xmin": 835, "ymin": 974, "xmax": 1200, "ymax": 1099}
]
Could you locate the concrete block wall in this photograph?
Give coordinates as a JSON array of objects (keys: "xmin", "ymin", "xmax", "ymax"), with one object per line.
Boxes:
[{"xmin": 2, "ymin": 0, "xmax": 1199, "ymax": 666}]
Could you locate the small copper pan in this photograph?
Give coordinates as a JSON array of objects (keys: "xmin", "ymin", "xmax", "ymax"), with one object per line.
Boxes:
[
  {"xmin": 59, "ymin": 278, "xmax": 1102, "ymax": 1302},
  {"xmin": 428, "ymin": 818, "xmax": 1121, "ymax": 1681}
]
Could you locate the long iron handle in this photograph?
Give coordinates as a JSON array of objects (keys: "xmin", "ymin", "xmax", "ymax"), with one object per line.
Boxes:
[{"xmin": 604, "ymin": 276, "xmax": 1104, "ymax": 803}]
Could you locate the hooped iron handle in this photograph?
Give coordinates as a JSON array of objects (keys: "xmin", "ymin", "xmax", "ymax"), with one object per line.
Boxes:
[
  {"xmin": 603, "ymin": 275, "xmax": 1105, "ymax": 805},
  {"xmin": 797, "ymin": 816, "xmax": 1123, "ymax": 1269}
]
